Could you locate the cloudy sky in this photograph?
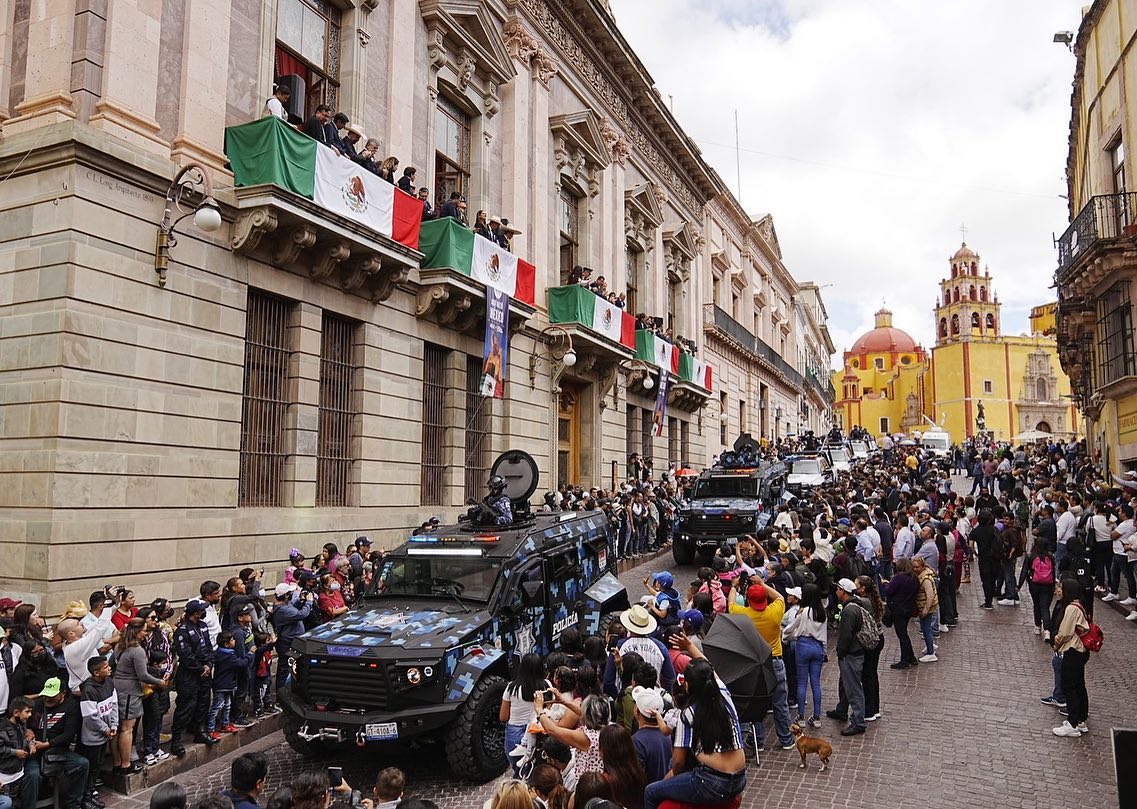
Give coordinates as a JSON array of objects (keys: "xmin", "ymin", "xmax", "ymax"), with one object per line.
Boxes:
[{"xmin": 609, "ymin": 0, "xmax": 1079, "ymax": 367}]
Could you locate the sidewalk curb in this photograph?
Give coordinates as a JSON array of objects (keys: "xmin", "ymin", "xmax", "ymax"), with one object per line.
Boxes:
[{"xmin": 616, "ymin": 545, "xmax": 673, "ymax": 574}]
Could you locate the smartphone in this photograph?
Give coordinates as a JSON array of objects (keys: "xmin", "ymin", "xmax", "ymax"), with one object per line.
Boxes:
[
  {"xmin": 542, "ymin": 689, "xmax": 555, "ymax": 702},
  {"xmin": 327, "ymin": 766, "xmax": 343, "ymax": 789}
]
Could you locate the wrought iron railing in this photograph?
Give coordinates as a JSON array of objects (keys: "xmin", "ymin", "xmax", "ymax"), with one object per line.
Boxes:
[
  {"xmin": 703, "ymin": 304, "xmax": 804, "ymax": 388},
  {"xmin": 1056, "ymin": 191, "xmax": 1137, "ymax": 280}
]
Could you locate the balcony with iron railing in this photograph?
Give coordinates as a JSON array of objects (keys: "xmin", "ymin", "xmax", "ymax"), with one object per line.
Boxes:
[
  {"xmin": 1056, "ymin": 191, "xmax": 1137, "ymax": 283},
  {"xmin": 702, "ymin": 304, "xmax": 804, "ymax": 389}
]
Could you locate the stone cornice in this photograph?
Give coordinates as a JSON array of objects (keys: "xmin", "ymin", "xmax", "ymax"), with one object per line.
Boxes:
[{"xmin": 508, "ymin": 0, "xmax": 719, "ymax": 216}]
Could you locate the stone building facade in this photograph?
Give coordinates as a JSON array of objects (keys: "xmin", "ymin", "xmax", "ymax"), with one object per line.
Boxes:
[{"xmin": 0, "ymin": 0, "xmax": 831, "ymax": 612}]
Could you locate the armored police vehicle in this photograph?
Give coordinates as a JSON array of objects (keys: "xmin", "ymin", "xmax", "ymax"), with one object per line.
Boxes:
[
  {"xmin": 673, "ymin": 435, "xmax": 787, "ymax": 565},
  {"xmin": 786, "ymin": 452, "xmax": 834, "ymax": 495},
  {"xmin": 279, "ymin": 450, "xmax": 629, "ymax": 782}
]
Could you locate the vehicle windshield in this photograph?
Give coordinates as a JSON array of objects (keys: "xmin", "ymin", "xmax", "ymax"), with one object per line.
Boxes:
[
  {"xmin": 376, "ymin": 555, "xmax": 502, "ymax": 602},
  {"xmin": 694, "ymin": 476, "xmax": 759, "ymax": 498},
  {"xmin": 790, "ymin": 459, "xmax": 822, "ymax": 475},
  {"xmin": 922, "ymin": 435, "xmax": 949, "ymax": 449},
  {"xmin": 829, "ymin": 449, "xmax": 850, "ymax": 462}
]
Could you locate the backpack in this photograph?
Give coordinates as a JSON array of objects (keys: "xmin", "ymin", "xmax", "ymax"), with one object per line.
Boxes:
[
  {"xmin": 1031, "ymin": 555, "xmax": 1054, "ymax": 585},
  {"xmin": 846, "ymin": 553, "xmax": 867, "ymax": 580},
  {"xmin": 1074, "ymin": 604, "xmax": 1104, "ymax": 652},
  {"xmin": 849, "ymin": 602, "xmax": 883, "ymax": 650}
]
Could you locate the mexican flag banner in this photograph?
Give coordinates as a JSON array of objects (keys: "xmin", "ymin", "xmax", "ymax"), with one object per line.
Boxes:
[
  {"xmin": 418, "ymin": 218, "xmax": 536, "ymax": 305},
  {"xmin": 678, "ymin": 352, "xmax": 714, "ymax": 391},
  {"xmin": 548, "ymin": 285, "xmax": 635, "ymax": 347},
  {"xmin": 224, "ymin": 117, "xmax": 422, "ymax": 250},
  {"xmin": 635, "ymin": 330, "xmax": 680, "ymax": 374}
]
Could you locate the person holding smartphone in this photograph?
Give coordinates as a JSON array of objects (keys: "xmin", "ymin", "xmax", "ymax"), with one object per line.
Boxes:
[{"xmin": 499, "ymin": 653, "xmax": 548, "ymax": 777}]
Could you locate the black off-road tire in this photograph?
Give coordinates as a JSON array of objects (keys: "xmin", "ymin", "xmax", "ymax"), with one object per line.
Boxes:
[
  {"xmin": 672, "ymin": 540, "xmax": 696, "ymax": 566},
  {"xmin": 282, "ymin": 709, "xmax": 332, "ymax": 758},
  {"xmin": 444, "ymin": 675, "xmax": 507, "ymax": 781},
  {"xmin": 598, "ymin": 611, "xmax": 623, "ymax": 640}
]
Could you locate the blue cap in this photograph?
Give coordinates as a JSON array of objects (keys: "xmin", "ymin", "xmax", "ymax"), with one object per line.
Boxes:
[
  {"xmin": 652, "ymin": 571, "xmax": 674, "ymax": 588},
  {"xmin": 677, "ymin": 609, "xmax": 704, "ymax": 628}
]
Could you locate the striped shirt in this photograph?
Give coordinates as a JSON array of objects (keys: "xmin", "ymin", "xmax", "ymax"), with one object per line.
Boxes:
[{"xmin": 674, "ymin": 677, "xmax": 743, "ymax": 754}]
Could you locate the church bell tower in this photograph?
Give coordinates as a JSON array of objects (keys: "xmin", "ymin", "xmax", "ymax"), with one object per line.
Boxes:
[{"xmin": 933, "ymin": 242, "xmax": 1001, "ymax": 345}]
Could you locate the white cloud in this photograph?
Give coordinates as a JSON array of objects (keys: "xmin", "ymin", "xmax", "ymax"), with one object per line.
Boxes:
[{"xmin": 609, "ymin": 0, "xmax": 1077, "ymax": 367}]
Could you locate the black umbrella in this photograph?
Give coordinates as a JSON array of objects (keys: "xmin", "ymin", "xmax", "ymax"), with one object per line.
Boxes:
[{"xmin": 701, "ymin": 613, "xmax": 777, "ymax": 723}]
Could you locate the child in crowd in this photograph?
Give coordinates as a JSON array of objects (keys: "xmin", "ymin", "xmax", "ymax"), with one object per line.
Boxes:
[
  {"xmin": 252, "ymin": 632, "xmax": 275, "ymax": 715},
  {"xmin": 207, "ymin": 632, "xmax": 242, "ymax": 740},
  {"xmin": 373, "ymin": 767, "xmax": 406, "ymax": 809}
]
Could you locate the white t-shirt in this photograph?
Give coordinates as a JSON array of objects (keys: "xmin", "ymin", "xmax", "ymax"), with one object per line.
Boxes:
[
  {"xmin": 504, "ymin": 681, "xmax": 547, "ymax": 726},
  {"xmin": 1113, "ymin": 519, "xmax": 1135, "ymax": 556},
  {"xmin": 1091, "ymin": 514, "xmax": 1114, "ymax": 544},
  {"xmin": 264, "ymin": 96, "xmax": 288, "ymax": 121}
]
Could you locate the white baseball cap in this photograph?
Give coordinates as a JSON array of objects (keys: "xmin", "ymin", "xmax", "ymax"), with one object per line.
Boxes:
[
  {"xmin": 274, "ymin": 582, "xmax": 297, "ymax": 598},
  {"xmin": 632, "ymin": 686, "xmax": 664, "ymax": 716}
]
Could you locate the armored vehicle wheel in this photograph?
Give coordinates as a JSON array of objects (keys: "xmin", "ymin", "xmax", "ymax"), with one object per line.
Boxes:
[
  {"xmin": 445, "ymin": 675, "xmax": 507, "ymax": 781},
  {"xmin": 672, "ymin": 540, "xmax": 695, "ymax": 566},
  {"xmin": 597, "ymin": 611, "xmax": 623, "ymax": 640},
  {"xmin": 282, "ymin": 710, "xmax": 332, "ymax": 757}
]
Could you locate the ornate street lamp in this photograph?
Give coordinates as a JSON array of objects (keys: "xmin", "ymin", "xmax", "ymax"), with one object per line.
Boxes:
[{"xmin": 153, "ymin": 162, "xmax": 222, "ymax": 288}]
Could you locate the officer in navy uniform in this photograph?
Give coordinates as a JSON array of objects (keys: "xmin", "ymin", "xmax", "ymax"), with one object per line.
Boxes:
[
  {"xmin": 170, "ymin": 599, "xmax": 216, "ymax": 757},
  {"xmin": 479, "ymin": 475, "xmax": 513, "ymax": 526}
]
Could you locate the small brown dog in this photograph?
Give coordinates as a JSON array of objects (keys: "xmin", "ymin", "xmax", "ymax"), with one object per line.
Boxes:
[{"xmin": 790, "ymin": 722, "xmax": 833, "ymax": 772}]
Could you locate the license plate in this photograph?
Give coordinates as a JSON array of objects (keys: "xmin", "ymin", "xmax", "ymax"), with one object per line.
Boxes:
[{"xmin": 365, "ymin": 722, "xmax": 398, "ymax": 740}]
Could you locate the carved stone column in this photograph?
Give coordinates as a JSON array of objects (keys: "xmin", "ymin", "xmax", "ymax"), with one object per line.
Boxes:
[
  {"xmin": 385, "ymin": 0, "xmax": 415, "ymax": 158},
  {"xmin": 0, "ymin": 0, "xmax": 14, "ymax": 124},
  {"xmin": 3, "ymin": 0, "xmax": 78, "ymax": 134},
  {"xmin": 88, "ymin": 0, "xmax": 169, "ymax": 156},
  {"xmin": 170, "ymin": 0, "xmax": 231, "ymax": 174}
]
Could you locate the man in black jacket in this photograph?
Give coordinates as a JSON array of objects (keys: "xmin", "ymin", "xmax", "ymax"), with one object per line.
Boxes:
[
  {"xmin": 22, "ymin": 677, "xmax": 91, "ymax": 809},
  {"xmin": 873, "ymin": 507, "xmax": 895, "ymax": 580},
  {"xmin": 833, "ymin": 579, "xmax": 867, "ymax": 737},
  {"xmin": 302, "ymin": 105, "xmax": 332, "ymax": 145},
  {"xmin": 170, "ymin": 600, "xmax": 216, "ymax": 757}
]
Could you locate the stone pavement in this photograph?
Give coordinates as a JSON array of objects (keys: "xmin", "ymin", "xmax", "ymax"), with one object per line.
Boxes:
[{"xmin": 106, "ymin": 552, "xmax": 1134, "ymax": 809}]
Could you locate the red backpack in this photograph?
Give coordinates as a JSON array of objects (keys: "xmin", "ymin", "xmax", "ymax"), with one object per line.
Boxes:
[{"xmin": 1031, "ymin": 555, "xmax": 1055, "ymax": 585}]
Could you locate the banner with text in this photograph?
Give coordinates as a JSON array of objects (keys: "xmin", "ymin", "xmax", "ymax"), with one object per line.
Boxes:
[
  {"xmin": 481, "ymin": 287, "xmax": 509, "ymax": 398},
  {"xmin": 653, "ymin": 370, "xmax": 671, "ymax": 437}
]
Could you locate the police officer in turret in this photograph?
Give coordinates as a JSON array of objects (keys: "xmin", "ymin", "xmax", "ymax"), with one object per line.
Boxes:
[{"xmin": 473, "ymin": 475, "xmax": 513, "ymax": 526}]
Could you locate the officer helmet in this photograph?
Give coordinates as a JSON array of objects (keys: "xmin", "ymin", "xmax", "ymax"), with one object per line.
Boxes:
[{"xmin": 488, "ymin": 475, "xmax": 507, "ymax": 494}]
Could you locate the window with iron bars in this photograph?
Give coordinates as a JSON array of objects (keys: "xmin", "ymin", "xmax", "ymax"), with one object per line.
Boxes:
[
  {"xmin": 1096, "ymin": 280, "xmax": 1136, "ymax": 386},
  {"xmin": 641, "ymin": 406, "xmax": 654, "ymax": 462},
  {"xmin": 239, "ymin": 291, "xmax": 294, "ymax": 507},
  {"xmin": 668, "ymin": 417, "xmax": 679, "ymax": 465},
  {"xmin": 681, "ymin": 420, "xmax": 690, "ymax": 466},
  {"xmin": 316, "ymin": 313, "xmax": 358, "ymax": 507},
  {"xmin": 465, "ymin": 356, "xmax": 492, "ymax": 502},
  {"xmin": 626, "ymin": 405, "xmax": 637, "ymax": 474},
  {"xmin": 421, "ymin": 344, "xmax": 448, "ymax": 506}
]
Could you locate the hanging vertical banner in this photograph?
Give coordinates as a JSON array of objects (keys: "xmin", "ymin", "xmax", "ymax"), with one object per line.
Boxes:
[
  {"xmin": 481, "ymin": 288, "xmax": 509, "ymax": 398},
  {"xmin": 652, "ymin": 370, "xmax": 671, "ymax": 437}
]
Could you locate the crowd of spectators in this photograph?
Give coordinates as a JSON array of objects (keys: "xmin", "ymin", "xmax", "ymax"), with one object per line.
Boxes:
[
  {"xmin": 0, "ymin": 538, "xmax": 392, "ymax": 809},
  {"xmin": 263, "ymin": 85, "xmax": 520, "ymax": 247}
]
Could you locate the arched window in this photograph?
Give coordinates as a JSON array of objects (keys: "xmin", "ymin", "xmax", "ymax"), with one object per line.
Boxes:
[
  {"xmin": 944, "ymin": 291, "xmax": 950, "ymax": 306},
  {"xmin": 953, "ymin": 287, "xmax": 960, "ymax": 303},
  {"xmin": 951, "ymin": 314, "xmax": 959, "ymax": 334},
  {"xmin": 969, "ymin": 285, "xmax": 977, "ymax": 301},
  {"xmin": 971, "ymin": 261, "xmax": 978, "ymax": 274},
  {"xmin": 939, "ymin": 318, "xmax": 948, "ymax": 338},
  {"xmin": 951, "ymin": 264, "xmax": 958, "ymax": 278},
  {"xmin": 986, "ymin": 313, "xmax": 995, "ymax": 330},
  {"xmin": 980, "ymin": 286, "xmax": 987, "ymax": 302},
  {"xmin": 971, "ymin": 312, "xmax": 981, "ymax": 328}
]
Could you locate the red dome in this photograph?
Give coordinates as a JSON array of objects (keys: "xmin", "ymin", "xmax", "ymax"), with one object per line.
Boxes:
[{"xmin": 850, "ymin": 326, "xmax": 918, "ymax": 355}]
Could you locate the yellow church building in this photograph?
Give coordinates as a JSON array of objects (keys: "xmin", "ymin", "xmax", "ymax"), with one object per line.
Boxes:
[{"xmin": 833, "ymin": 243, "xmax": 1079, "ymax": 441}]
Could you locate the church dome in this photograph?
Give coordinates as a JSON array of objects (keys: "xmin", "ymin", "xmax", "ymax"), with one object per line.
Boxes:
[
  {"xmin": 849, "ymin": 308, "xmax": 919, "ymax": 355},
  {"xmin": 953, "ymin": 242, "xmax": 977, "ymax": 260}
]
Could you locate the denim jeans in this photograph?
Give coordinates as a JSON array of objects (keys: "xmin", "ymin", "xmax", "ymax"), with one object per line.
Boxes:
[
  {"xmin": 838, "ymin": 653, "xmax": 866, "ymax": 728},
  {"xmin": 760, "ymin": 657, "xmax": 793, "ymax": 746},
  {"xmin": 1092, "ymin": 542, "xmax": 1113, "ymax": 588},
  {"xmin": 644, "ymin": 765, "xmax": 747, "ymax": 809},
  {"xmin": 207, "ymin": 689, "xmax": 234, "ymax": 732},
  {"xmin": 893, "ymin": 609, "xmax": 916, "ymax": 664},
  {"xmin": 1002, "ymin": 559, "xmax": 1018, "ymax": 600},
  {"xmin": 919, "ymin": 614, "xmax": 936, "ymax": 655},
  {"xmin": 794, "ymin": 636, "xmax": 825, "ymax": 720},
  {"xmin": 1109, "ymin": 553, "xmax": 1137, "ymax": 598},
  {"xmin": 504, "ymin": 722, "xmax": 527, "ymax": 777},
  {"xmin": 1051, "ymin": 652, "xmax": 1065, "ymax": 702},
  {"xmin": 22, "ymin": 752, "xmax": 89, "ymax": 809},
  {"xmin": 1055, "ymin": 542, "xmax": 1068, "ymax": 571}
]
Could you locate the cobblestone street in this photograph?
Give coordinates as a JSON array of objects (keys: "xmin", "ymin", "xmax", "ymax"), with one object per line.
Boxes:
[{"xmin": 104, "ymin": 545, "xmax": 1133, "ymax": 809}]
